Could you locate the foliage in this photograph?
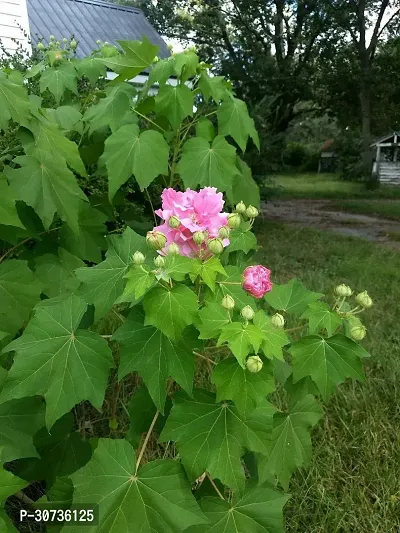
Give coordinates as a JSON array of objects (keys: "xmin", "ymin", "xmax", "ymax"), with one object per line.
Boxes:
[{"xmin": 0, "ymin": 38, "xmax": 375, "ymax": 533}]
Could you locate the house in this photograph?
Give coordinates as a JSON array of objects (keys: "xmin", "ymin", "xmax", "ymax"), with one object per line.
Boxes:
[
  {"xmin": 371, "ymin": 131, "xmax": 400, "ymax": 185},
  {"xmin": 318, "ymin": 139, "xmax": 339, "ymax": 173}
]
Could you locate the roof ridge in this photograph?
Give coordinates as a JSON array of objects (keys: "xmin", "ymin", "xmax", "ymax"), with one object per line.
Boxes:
[{"xmin": 67, "ymin": 0, "xmax": 143, "ymax": 15}]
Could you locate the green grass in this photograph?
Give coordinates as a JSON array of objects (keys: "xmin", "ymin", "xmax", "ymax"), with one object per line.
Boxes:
[
  {"xmin": 265, "ymin": 173, "xmax": 400, "ymax": 199},
  {"xmin": 327, "ymin": 199, "xmax": 400, "ymax": 221},
  {"xmin": 256, "ymin": 221, "xmax": 400, "ymax": 533}
]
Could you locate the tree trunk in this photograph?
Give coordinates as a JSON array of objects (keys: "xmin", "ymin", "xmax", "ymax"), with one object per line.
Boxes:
[{"xmin": 359, "ymin": 55, "xmax": 372, "ymax": 176}]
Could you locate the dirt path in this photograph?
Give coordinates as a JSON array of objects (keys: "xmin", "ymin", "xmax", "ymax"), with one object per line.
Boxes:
[{"xmin": 262, "ymin": 199, "xmax": 400, "ymax": 249}]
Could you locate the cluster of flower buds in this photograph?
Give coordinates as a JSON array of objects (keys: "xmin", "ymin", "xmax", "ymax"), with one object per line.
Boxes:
[{"xmin": 235, "ymin": 201, "xmax": 259, "ymax": 219}]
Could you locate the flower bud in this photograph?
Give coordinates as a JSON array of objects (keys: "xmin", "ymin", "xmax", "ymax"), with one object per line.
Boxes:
[
  {"xmin": 241, "ymin": 305, "xmax": 255, "ymax": 321},
  {"xmin": 167, "ymin": 242, "xmax": 180, "ymax": 255},
  {"xmin": 96, "ymin": 39, "xmax": 102, "ymax": 46},
  {"xmin": 70, "ymin": 39, "xmax": 78, "ymax": 50},
  {"xmin": 63, "ymin": 38, "xmax": 68, "ymax": 43},
  {"xmin": 271, "ymin": 313, "xmax": 285, "ymax": 328},
  {"xmin": 218, "ymin": 226, "xmax": 230, "ymax": 239},
  {"xmin": 168, "ymin": 215, "xmax": 180, "ymax": 229},
  {"xmin": 227, "ymin": 213, "xmax": 241, "ymax": 229},
  {"xmin": 221, "ymin": 294, "xmax": 235, "ymax": 310},
  {"xmin": 146, "ymin": 231, "xmax": 167, "ymax": 251},
  {"xmin": 355, "ymin": 290, "xmax": 373, "ymax": 309},
  {"xmin": 193, "ymin": 231, "xmax": 205, "ymax": 245},
  {"xmin": 55, "ymin": 41, "xmax": 61, "ymax": 47},
  {"xmin": 207, "ymin": 238, "xmax": 224, "ymax": 255},
  {"xmin": 132, "ymin": 251, "xmax": 145, "ymax": 265},
  {"xmin": 37, "ymin": 42, "xmax": 45, "ymax": 50},
  {"xmin": 235, "ymin": 201, "xmax": 246, "ymax": 214},
  {"xmin": 50, "ymin": 35, "xmax": 55, "ymax": 41},
  {"xmin": 246, "ymin": 205, "xmax": 259, "ymax": 218},
  {"xmin": 246, "ymin": 355, "xmax": 263, "ymax": 373},
  {"xmin": 154, "ymin": 255, "xmax": 165, "ymax": 268},
  {"xmin": 350, "ymin": 323, "xmax": 367, "ymax": 341},
  {"xmin": 335, "ymin": 284, "xmax": 352, "ymax": 297}
]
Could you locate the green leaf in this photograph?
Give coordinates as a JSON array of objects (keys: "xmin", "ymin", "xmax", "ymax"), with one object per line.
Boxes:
[
  {"xmin": 265, "ymin": 279, "xmax": 323, "ymax": 315},
  {"xmin": 196, "ymin": 117, "xmax": 215, "ymax": 141},
  {"xmin": 191, "ymin": 257, "xmax": 227, "ymax": 292},
  {"xmin": 99, "ymin": 37, "xmax": 159, "ymax": 80},
  {"xmin": 253, "ymin": 311, "xmax": 289, "ymax": 360},
  {"xmin": 289, "ymin": 334, "xmax": 370, "ymax": 401},
  {"xmin": 7, "ymin": 151, "xmax": 87, "ymax": 233},
  {"xmin": 227, "ymin": 158, "xmax": 260, "ymax": 208},
  {"xmin": 155, "ymin": 85, "xmax": 193, "ymax": 129},
  {"xmin": 39, "ymin": 63, "xmax": 78, "ymax": 103},
  {"xmin": 217, "ymin": 96, "xmax": 259, "ymax": 151},
  {"xmin": 0, "ymin": 177, "xmax": 25, "ymax": 228},
  {"xmin": 160, "ymin": 389, "xmax": 273, "ymax": 491},
  {"xmin": 46, "ymin": 105, "xmax": 83, "ymax": 133},
  {"xmin": 35, "ymin": 248, "xmax": 84, "ymax": 298},
  {"xmin": 198, "ymin": 72, "xmax": 229, "ymax": 102},
  {"xmin": 118, "ymin": 265, "xmax": 155, "ymax": 302},
  {"xmin": 76, "ymin": 227, "xmax": 146, "ymax": 321},
  {"xmin": 197, "ymin": 302, "xmax": 230, "ymax": 339},
  {"xmin": 75, "ymin": 56, "xmax": 107, "ymax": 85},
  {"xmin": 113, "ymin": 308, "xmax": 200, "ymax": 411},
  {"xmin": 189, "ymin": 483, "xmax": 289, "ymax": 533},
  {"xmin": 213, "ymin": 265, "xmax": 255, "ymax": 308},
  {"xmin": 212, "ymin": 358, "xmax": 275, "ymax": 417},
  {"xmin": 143, "ymin": 285, "xmax": 199, "ymax": 340},
  {"xmin": 301, "ymin": 301, "xmax": 342, "ymax": 336},
  {"xmin": 0, "ymin": 260, "xmax": 42, "ymax": 335},
  {"xmin": 177, "ymin": 135, "xmax": 238, "ymax": 191},
  {"xmin": 218, "ymin": 322, "xmax": 265, "ymax": 367},
  {"xmin": 0, "ymin": 397, "xmax": 45, "ymax": 462},
  {"xmin": 160, "ymin": 254, "xmax": 195, "ymax": 282},
  {"xmin": 258, "ymin": 395, "xmax": 323, "ymax": 490},
  {"xmin": 0, "ymin": 466, "xmax": 28, "ymax": 503},
  {"xmin": 228, "ymin": 222, "xmax": 258, "ymax": 254},
  {"xmin": 173, "ymin": 51, "xmax": 199, "ymax": 82},
  {"xmin": 148, "ymin": 57, "xmax": 175, "ymax": 85},
  {"xmin": 84, "ymin": 84, "xmax": 134, "ymax": 133},
  {"xmin": 69, "ymin": 438, "xmax": 206, "ymax": 533},
  {"xmin": 0, "ymin": 71, "xmax": 31, "ymax": 128},
  {"xmin": 0, "ymin": 294, "xmax": 114, "ymax": 428},
  {"xmin": 102, "ymin": 123, "xmax": 169, "ymax": 199},
  {"xmin": 25, "ymin": 61, "xmax": 46, "ymax": 79}
]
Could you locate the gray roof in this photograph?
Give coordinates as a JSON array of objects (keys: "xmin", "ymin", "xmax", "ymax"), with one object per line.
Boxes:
[
  {"xmin": 370, "ymin": 131, "xmax": 400, "ymax": 147},
  {"xmin": 27, "ymin": 0, "xmax": 170, "ymax": 59}
]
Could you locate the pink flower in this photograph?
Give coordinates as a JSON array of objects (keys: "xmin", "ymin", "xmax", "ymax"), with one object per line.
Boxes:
[
  {"xmin": 242, "ymin": 265, "xmax": 273, "ymax": 299},
  {"xmin": 153, "ymin": 187, "xmax": 229, "ymax": 257}
]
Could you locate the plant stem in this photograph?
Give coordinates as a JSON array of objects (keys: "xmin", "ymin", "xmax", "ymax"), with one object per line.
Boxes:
[
  {"xmin": 135, "ymin": 410, "xmax": 160, "ymax": 474},
  {"xmin": 206, "ymin": 472, "xmax": 225, "ymax": 500},
  {"xmin": 133, "ymin": 108, "xmax": 166, "ymax": 132},
  {"xmin": 0, "ymin": 227, "xmax": 59, "ymax": 264},
  {"xmin": 111, "ymin": 379, "xmax": 122, "ymax": 422},
  {"xmin": 284, "ymin": 325, "xmax": 307, "ymax": 333},
  {"xmin": 218, "ymin": 281, "xmax": 242, "ymax": 285},
  {"xmin": 145, "ymin": 188, "xmax": 157, "ymax": 226},
  {"xmin": 193, "ymin": 351, "xmax": 217, "ymax": 365}
]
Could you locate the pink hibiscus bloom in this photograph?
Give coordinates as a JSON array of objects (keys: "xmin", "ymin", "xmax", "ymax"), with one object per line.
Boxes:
[{"xmin": 242, "ymin": 265, "xmax": 273, "ymax": 298}]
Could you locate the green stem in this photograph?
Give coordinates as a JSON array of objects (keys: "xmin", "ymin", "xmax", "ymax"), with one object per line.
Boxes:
[{"xmin": 132, "ymin": 108, "xmax": 166, "ymax": 132}]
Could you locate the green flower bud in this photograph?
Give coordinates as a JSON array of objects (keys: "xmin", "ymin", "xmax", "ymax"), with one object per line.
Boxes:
[
  {"xmin": 246, "ymin": 355, "xmax": 263, "ymax": 373},
  {"xmin": 132, "ymin": 251, "xmax": 145, "ymax": 265},
  {"xmin": 350, "ymin": 323, "xmax": 367, "ymax": 341},
  {"xmin": 168, "ymin": 215, "xmax": 180, "ymax": 229},
  {"xmin": 96, "ymin": 39, "xmax": 102, "ymax": 46},
  {"xmin": 154, "ymin": 255, "xmax": 165, "ymax": 268},
  {"xmin": 167, "ymin": 242, "xmax": 180, "ymax": 255},
  {"xmin": 335, "ymin": 284, "xmax": 352, "ymax": 297},
  {"xmin": 221, "ymin": 294, "xmax": 235, "ymax": 310},
  {"xmin": 355, "ymin": 290, "xmax": 373, "ymax": 309},
  {"xmin": 154, "ymin": 55, "xmax": 160, "ymax": 63},
  {"xmin": 70, "ymin": 39, "xmax": 78, "ymax": 50},
  {"xmin": 55, "ymin": 41, "xmax": 60, "ymax": 47},
  {"xmin": 246, "ymin": 205, "xmax": 259, "ymax": 218},
  {"xmin": 218, "ymin": 226, "xmax": 230, "ymax": 239},
  {"xmin": 62, "ymin": 38, "xmax": 68, "ymax": 43},
  {"xmin": 235, "ymin": 201, "xmax": 246, "ymax": 214},
  {"xmin": 104, "ymin": 41, "xmax": 109, "ymax": 46},
  {"xmin": 227, "ymin": 213, "xmax": 241, "ymax": 229},
  {"xmin": 49, "ymin": 35, "xmax": 55, "ymax": 41},
  {"xmin": 37, "ymin": 42, "xmax": 45, "ymax": 50},
  {"xmin": 271, "ymin": 313, "xmax": 285, "ymax": 328},
  {"xmin": 207, "ymin": 238, "xmax": 224, "ymax": 255},
  {"xmin": 193, "ymin": 231, "xmax": 205, "ymax": 245},
  {"xmin": 241, "ymin": 305, "xmax": 255, "ymax": 321},
  {"xmin": 146, "ymin": 231, "xmax": 167, "ymax": 251}
]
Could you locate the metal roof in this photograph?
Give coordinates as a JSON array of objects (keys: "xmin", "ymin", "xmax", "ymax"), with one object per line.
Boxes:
[{"xmin": 26, "ymin": 0, "xmax": 170, "ymax": 59}]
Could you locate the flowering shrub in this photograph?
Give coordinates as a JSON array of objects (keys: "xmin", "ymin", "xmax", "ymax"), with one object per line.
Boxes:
[{"xmin": 0, "ymin": 39, "xmax": 374, "ymax": 533}]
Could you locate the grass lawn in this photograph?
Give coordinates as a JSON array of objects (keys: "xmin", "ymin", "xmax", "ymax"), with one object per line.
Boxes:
[
  {"xmin": 327, "ymin": 199, "xmax": 400, "ymax": 221},
  {"xmin": 266, "ymin": 173, "xmax": 400, "ymax": 199},
  {"xmin": 256, "ymin": 221, "xmax": 400, "ymax": 532}
]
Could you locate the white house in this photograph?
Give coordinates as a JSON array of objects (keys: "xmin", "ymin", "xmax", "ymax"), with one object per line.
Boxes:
[{"xmin": 0, "ymin": 0, "xmax": 31, "ymax": 54}]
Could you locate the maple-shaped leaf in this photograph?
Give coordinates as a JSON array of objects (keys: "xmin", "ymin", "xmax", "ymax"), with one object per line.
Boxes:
[
  {"xmin": 35, "ymin": 248, "xmax": 84, "ymax": 298},
  {"xmin": 0, "ymin": 71, "xmax": 31, "ymax": 128},
  {"xmin": 0, "ymin": 260, "xmax": 43, "ymax": 335},
  {"xmin": 265, "ymin": 278, "xmax": 323, "ymax": 315},
  {"xmin": 75, "ymin": 56, "xmax": 107, "ymax": 85},
  {"xmin": 0, "ymin": 177, "xmax": 24, "ymax": 229},
  {"xmin": 143, "ymin": 285, "xmax": 199, "ymax": 340},
  {"xmin": 0, "ymin": 396, "xmax": 45, "ymax": 462},
  {"xmin": 84, "ymin": 84, "xmax": 135, "ymax": 133},
  {"xmin": 0, "ymin": 294, "xmax": 114, "ymax": 429},
  {"xmin": 46, "ymin": 105, "xmax": 83, "ymax": 133},
  {"xmin": 258, "ymin": 395, "xmax": 323, "ymax": 490},
  {"xmin": 197, "ymin": 302, "xmax": 230, "ymax": 339},
  {"xmin": 160, "ymin": 254, "xmax": 195, "ymax": 282},
  {"xmin": 196, "ymin": 117, "xmax": 215, "ymax": 141},
  {"xmin": 155, "ymin": 84, "xmax": 193, "ymax": 129},
  {"xmin": 173, "ymin": 51, "xmax": 199, "ymax": 82},
  {"xmin": 301, "ymin": 301, "xmax": 342, "ymax": 336},
  {"xmin": 218, "ymin": 322, "xmax": 265, "ymax": 367},
  {"xmin": 0, "ymin": 466, "xmax": 28, "ymax": 504},
  {"xmin": 6, "ymin": 151, "xmax": 87, "ymax": 233},
  {"xmin": 177, "ymin": 135, "xmax": 238, "ymax": 191},
  {"xmin": 212, "ymin": 357, "xmax": 275, "ymax": 417},
  {"xmin": 226, "ymin": 157, "xmax": 260, "ymax": 208},
  {"xmin": 39, "ymin": 63, "xmax": 78, "ymax": 103},
  {"xmin": 198, "ymin": 71, "xmax": 229, "ymax": 102},
  {"xmin": 228, "ymin": 221, "xmax": 257, "ymax": 254},
  {"xmin": 212, "ymin": 265, "xmax": 255, "ymax": 309},
  {"xmin": 289, "ymin": 334, "xmax": 370, "ymax": 400},
  {"xmin": 188, "ymin": 482, "xmax": 289, "ymax": 533},
  {"xmin": 217, "ymin": 96, "xmax": 259, "ymax": 151},
  {"xmin": 113, "ymin": 308, "xmax": 200, "ymax": 411},
  {"xmin": 253, "ymin": 311, "xmax": 289, "ymax": 360},
  {"xmin": 148, "ymin": 57, "xmax": 175, "ymax": 85},
  {"xmin": 160, "ymin": 389, "xmax": 274, "ymax": 491},
  {"xmin": 102, "ymin": 123, "xmax": 169, "ymax": 199},
  {"xmin": 190, "ymin": 257, "xmax": 227, "ymax": 292},
  {"xmin": 68, "ymin": 438, "xmax": 206, "ymax": 533},
  {"xmin": 76, "ymin": 227, "xmax": 146, "ymax": 321},
  {"xmin": 118, "ymin": 265, "xmax": 155, "ymax": 302},
  {"xmin": 99, "ymin": 37, "xmax": 159, "ymax": 80}
]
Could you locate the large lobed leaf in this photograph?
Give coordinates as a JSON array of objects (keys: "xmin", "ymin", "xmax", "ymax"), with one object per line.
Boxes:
[{"xmin": 265, "ymin": 278, "xmax": 323, "ymax": 315}]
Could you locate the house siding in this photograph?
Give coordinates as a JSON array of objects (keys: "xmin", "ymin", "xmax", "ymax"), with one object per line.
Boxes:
[{"xmin": 0, "ymin": 0, "xmax": 31, "ymax": 54}]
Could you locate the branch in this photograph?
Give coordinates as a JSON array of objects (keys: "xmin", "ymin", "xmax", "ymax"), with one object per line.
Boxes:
[
  {"xmin": 377, "ymin": 7, "xmax": 400, "ymax": 39},
  {"xmin": 367, "ymin": 0, "xmax": 390, "ymax": 57}
]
